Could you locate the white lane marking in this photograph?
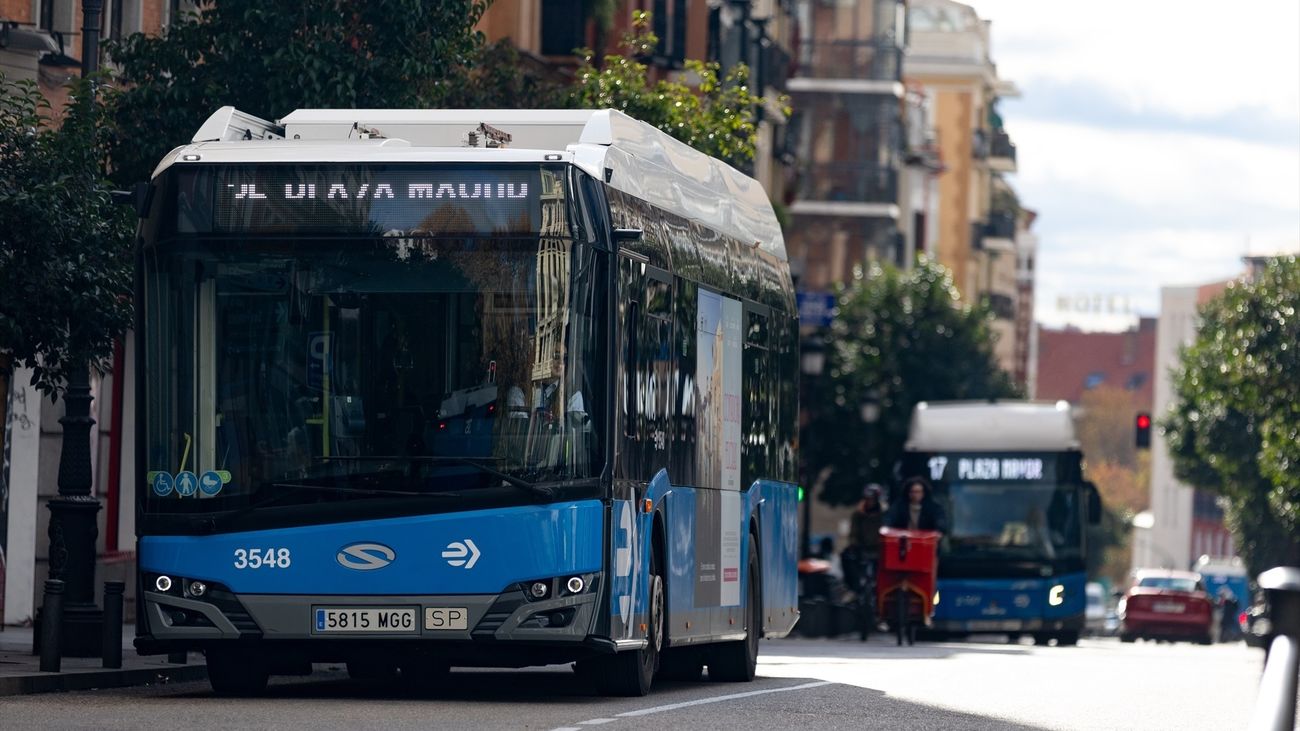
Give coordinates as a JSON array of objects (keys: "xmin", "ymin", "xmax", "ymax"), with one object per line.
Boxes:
[
  {"xmin": 614, "ymin": 680, "xmax": 833, "ymax": 718},
  {"xmin": 579, "ymin": 720, "xmax": 618, "ymax": 725},
  {"xmin": 550, "ymin": 727, "xmax": 583, "ymax": 731}
]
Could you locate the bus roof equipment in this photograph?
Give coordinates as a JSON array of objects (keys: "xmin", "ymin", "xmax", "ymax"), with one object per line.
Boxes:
[
  {"xmin": 906, "ymin": 400, "xmax": 1080, "ymax": 452},
  {"xmin": 179, "ymin": 106, "xmax": 786, "ymax": 263}
]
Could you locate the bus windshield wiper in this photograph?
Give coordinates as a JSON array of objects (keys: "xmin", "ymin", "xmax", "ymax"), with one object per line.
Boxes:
[
  {"xmin": 207, "ymin": 478, "xmax": 456, "ymax": 532},
  {"xmin": 321, "ymin": 455, "xmax": 556, "ymax": 500}
]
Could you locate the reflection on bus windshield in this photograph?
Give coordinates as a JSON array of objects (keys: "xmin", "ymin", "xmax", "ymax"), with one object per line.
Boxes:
[{"xmin": 947, "ymin": 483, "xmax": 1081, "ymax": 558}]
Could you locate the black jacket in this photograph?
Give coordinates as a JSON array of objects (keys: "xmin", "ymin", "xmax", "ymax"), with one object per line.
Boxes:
[{"xmin": 885, "ymin": 499, "xmax": 946, "ymax": 532}]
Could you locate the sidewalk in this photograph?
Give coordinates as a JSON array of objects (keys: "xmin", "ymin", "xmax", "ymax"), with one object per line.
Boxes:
[{"xmin": 0, "ymin": 626, "xmax": 207, "ymax": 697}]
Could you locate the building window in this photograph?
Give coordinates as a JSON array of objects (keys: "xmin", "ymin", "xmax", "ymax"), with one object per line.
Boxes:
[
  {"xmin": 1083, "ymin": 372, "xmax": 1105, "ymax": 390},
  {"xmin": 1125, "ymin": 372, "xmax": 1148, "ymax": 391},
  {"xmin": 39, "ymin": 0, "xmax": 55, "ymax": 31},
  {"xmin": 653, "ymin": 0, "xmax": 688, "ymax": 65},
  {"xmin": 540, "ymin": 0, "xmax": 585, "ymax": 56}
]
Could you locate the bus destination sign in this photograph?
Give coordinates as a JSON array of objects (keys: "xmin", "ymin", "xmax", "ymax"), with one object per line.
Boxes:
[
  {"xmin": 926, "ymin": 455, "xmax": 1049, "ymax": 482},
  {"xmin": 176, "ymin": 165, "xmax": 546, "ymax": 236}
]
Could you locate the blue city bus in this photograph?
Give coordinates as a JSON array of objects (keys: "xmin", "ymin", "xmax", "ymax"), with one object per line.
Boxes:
[
  {"xmin": 898, "ymin": 401, "xmax": 1102, "ymax": 645},
  {"xmin": 133, "ymin": 108, "xmax": 800, "ymax": 695}
]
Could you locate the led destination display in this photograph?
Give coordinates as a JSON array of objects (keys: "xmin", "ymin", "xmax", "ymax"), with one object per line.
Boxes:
[
  {"xmin": 923, "ymin": 454, "xmax": 1068, "ymax": 484},
  {"xmin": 174, "ymin": 165, "xmax": 547, "ymax": 236}
]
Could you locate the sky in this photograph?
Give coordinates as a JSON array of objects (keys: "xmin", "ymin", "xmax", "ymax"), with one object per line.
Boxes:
[{"xmin": 964, "ymin": 0, "xmax": 1300, "ymax": 331}]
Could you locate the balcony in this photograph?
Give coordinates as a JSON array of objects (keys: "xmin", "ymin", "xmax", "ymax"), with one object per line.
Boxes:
[
  {"xmin": 989, "ymin": 129, "xmax": 1017, "ymax": 172},
  {"xmin": 972, "ymin": 129, "xmax": 990, "ymax": 160},
  {"xmin": 794, "ymin": 39, "xmax": 902, "ymax": 85},
  {"xmin": 973, "ymin": 212, "xmax": 1016, "ymax": 252},
  {"xmin": 797, "ymin": 162, "xmax": 898, "ymax": 206}
]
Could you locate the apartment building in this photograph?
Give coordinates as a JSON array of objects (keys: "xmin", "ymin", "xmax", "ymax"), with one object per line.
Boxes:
[
  {"xmin": 478, "ymin": 0, "xmax": 798, "ymax": 199},
  {"xmin": 784, "ymin": 0, "xmax": 907, "ymax": 294},
  {"xmin": 903, "ymin": 0, "xmax": 1032, "ymax": 378}
]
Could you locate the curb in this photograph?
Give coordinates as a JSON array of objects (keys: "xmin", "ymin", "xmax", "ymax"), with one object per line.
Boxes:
[{"xmin": 0, "ymin": 664, "xmax": 207, "ymax": 697}]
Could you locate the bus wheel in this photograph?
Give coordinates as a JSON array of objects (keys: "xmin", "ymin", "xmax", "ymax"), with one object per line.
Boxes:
[
  {"xmin": 1056, "ymin": 631, "xmax": 1079, "ymax": 646},
  {"xmin": 597, "ymin": 549, "xmax": 664, "ymax": 696},
  {"xmin": 206, "ymin": 648, "xmax": 269, "ymax": 696},
  {"xmin": 709, "ymin": 541, "xmax": 760, "ymax": 682}
]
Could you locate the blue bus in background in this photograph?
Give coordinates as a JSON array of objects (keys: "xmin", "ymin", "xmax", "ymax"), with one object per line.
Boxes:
[
  {"xmin": 899, "ymin": 401, "xmax": 1102, "ymax": 645},
  {"xmin": 133, "ymin": 108, "xmax": 800, "ymax": 696}
]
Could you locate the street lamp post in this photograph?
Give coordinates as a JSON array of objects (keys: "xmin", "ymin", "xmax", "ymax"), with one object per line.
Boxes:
[
  {"xmin": 40, "ymin": 0, "xmax": 108, "ymax": 657},
  {"xmin": 860, "ymin": 387, "xmax": 882, "ymax": 484},
  {"xmin": 800, "ymin": 335, "xmax": 825, "ymax": 558}
]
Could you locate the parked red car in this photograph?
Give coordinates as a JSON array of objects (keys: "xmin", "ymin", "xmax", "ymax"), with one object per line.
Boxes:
[{"xmin": 1119, "ymin": 570, "xmax": 1218, "ymax": 645}]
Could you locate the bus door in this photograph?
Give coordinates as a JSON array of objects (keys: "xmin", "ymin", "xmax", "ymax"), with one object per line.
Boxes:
[{"xmin": 609, "ymin": 253, "xmax": 675, "ymax": 643}]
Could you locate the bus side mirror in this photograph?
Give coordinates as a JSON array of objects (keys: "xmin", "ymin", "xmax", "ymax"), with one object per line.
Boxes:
[
  {"xmin": 1085, "ymin": 481, "xmax": 1102, "ymax": 525},
  {"xmin": 612, "ymin": 228, "xmax": 643, "ymax": 243}
]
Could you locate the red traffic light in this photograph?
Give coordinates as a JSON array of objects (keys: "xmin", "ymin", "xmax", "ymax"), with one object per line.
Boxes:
[{"xmin": 1135, "ymin": 412, "xmax": 1152, "ymax": 449}]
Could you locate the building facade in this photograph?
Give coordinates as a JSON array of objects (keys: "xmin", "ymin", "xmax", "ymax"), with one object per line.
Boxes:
[
  {"xmin": 902, "ymin": 0, "xmax": 1031, "ymax": 379},
  {"xmin": 1134, "ymin": 281, "xmax": 1233, "ymax": 572},
  {"xmin": 785, "ymin": 0, "xmax": 907, "ymax": 294}
]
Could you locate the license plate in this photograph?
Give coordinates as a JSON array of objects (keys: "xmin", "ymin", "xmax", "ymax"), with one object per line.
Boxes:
[
  {"xmin": 1152, "ymin": 602, "xmax": 1185, "ymax": 614},
  {"xmin": 313, "ymin": 607, "xmax": 417, "ymax": 633},
  {"xmin": 967, "ymin": 620, "xmax": 1024, "ymax": 631},
  {"xmin": 425, "ymin": 607, "xmax": 469, "ymax": 630}
]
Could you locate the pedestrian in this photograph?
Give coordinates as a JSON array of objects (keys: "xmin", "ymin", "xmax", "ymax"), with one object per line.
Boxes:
[
  {"xmin": 842, "ymin": 484, "xmax": 885, "ymax": 589},
  {"xmin": 886, "ymin": 476, "xmax": 946, "ymax": 532}
]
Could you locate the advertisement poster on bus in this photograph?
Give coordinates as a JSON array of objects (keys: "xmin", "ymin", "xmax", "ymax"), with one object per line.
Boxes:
[{"xmin": 695, "ymin": 290, "xmax": 743, "ymax": 607}]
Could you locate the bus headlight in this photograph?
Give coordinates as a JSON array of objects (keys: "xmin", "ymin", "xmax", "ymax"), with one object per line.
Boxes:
[
  {"xmin": 933, "ymin": 591, "xmax": 940, "ymax": 606},
  {"xmin": 155, "ymin": 575, "xmax": 173, "ymax": 593},
  {"xmin": 1049, "ymin": 584, "xmax": 1065, "ymax": 606}
]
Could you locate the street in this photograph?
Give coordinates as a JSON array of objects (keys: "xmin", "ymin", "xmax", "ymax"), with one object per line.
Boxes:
[{"xmin": 0, "ymin": 636, "xmax": 1266, "ymax": 730}]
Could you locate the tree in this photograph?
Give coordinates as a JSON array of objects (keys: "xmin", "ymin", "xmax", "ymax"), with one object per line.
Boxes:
[
  {"xmin": 569, "ymin": 12, "xmax": 779, "ymax": 169},
  {"xmin": 105, "ymin": 0, "xmax": 491, "ymax": 186},
  {"xmin": 0, "ymin": 74, "xmax": 134, "ymax": 396},
  {"xmin": 1075, "ymin": 386, "xmax": 1150, "ymax": 583},
  {"xmin": 1164, "ymin": 257, "xmax": 1300, "ymax": 575},
  {"xmin": 804, "ymin": 258, "xmax": 1019, "ymax": 507}
]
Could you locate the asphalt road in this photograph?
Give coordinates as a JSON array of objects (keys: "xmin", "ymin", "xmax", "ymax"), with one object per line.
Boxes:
[{"xmin": 0, "ymin": 636, "xmax": 1269, "ymax": 730}]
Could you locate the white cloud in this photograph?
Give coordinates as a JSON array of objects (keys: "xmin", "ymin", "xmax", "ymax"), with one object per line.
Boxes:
[
  {"xmin": 955, "ymin": 1, "xmax": 1300, "ymax": 332},
  {"xmin": 1012, "ymin": 119, "xmax": 1300, "ymax": 218},
  {"xmin": 966, "ymin": 0, "xmax": 1300, "ymax": 124}
]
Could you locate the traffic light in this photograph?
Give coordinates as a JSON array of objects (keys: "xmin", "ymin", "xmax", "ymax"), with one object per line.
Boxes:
[{"xmin": 1135, "ymin": 412, "xmax": 1152, "ymax": 449}]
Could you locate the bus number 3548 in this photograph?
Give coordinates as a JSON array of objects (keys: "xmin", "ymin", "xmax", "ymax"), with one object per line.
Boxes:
[{"xmin": 233, "ymin": 548, "xmax": 293, "ymax": 569}]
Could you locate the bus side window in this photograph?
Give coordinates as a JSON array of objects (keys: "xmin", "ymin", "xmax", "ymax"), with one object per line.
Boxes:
[{"xmin": 624, "ymin": 300, "xmax": 639, "ymax": 439}]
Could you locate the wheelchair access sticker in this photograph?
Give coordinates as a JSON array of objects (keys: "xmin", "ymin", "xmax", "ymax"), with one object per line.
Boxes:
[{"xmin": 151, "ymin": 472, "xmax": 174, "ymax": 497}]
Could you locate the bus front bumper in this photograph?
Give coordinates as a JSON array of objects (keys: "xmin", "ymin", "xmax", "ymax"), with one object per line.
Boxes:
[
  {"xmin": 136, "ymin": 580, "xmax": 603, "ymax": 658},
  {"xmin": 930, "ymin": 615, "xmax": 1085, "ymax": 634}
]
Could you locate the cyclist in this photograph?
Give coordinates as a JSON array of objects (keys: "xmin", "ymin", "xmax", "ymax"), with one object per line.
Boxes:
[{"xmin": 842, "ymin": 484, "xmax": 885, "ymax": 638}]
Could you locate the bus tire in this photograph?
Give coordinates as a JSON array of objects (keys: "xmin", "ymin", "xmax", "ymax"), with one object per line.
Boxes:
[
  {"xmin": 1056, "ymin": 631, "xmax": 1079, "ymax": 646},
  {"xmin": 708, "ymin": 540, "xmax": 760, "ymax": 683},
  {"xmin": 596, "ymin": 545, "xmax": 663, "ymax": 696},
  {"xmin": 206, "ymin": 648, "xmax": 269, "ymax": 696}
]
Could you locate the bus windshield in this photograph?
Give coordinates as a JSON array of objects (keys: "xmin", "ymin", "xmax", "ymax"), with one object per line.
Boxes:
[
  {"xmin": 140, "ymin": 164, "xmax": 603, "ymax": 518},
  {"xmin": 946, "ymin": 482, "xmax": 1082, "ymax": 561}
]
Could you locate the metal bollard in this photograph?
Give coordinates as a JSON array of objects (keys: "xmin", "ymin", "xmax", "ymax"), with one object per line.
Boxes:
[
  {"xmin": 39, "ymin": 580, "xmax": 65, "ymax": 673},
  {"xmin": 102, "ymin": 581, "xmax": 125, "ymax": 669},
  {"xmin": 1248, "ymin": 567, "xmax": 1300, "ymax": 731}
]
